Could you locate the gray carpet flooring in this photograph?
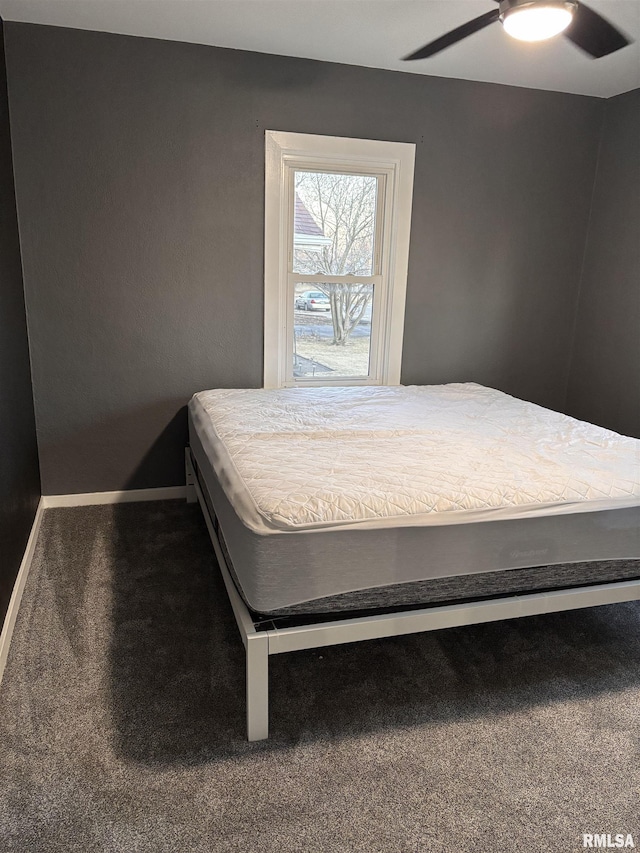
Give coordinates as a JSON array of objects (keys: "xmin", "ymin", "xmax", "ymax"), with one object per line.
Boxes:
[{"xmin": 0, "ymin": 501, "xmax": 639, "ymax": 852}]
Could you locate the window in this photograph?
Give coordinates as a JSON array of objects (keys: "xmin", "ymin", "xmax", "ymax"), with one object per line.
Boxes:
[{"xmin": 264, "ymin": 131, "xmax": 415, "ymax": 388}]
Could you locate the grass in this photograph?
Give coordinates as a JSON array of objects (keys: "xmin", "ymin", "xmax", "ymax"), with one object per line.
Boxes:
[{"xmin": 294, "ymin": 311, "xmax": 371, "ymax": 376}]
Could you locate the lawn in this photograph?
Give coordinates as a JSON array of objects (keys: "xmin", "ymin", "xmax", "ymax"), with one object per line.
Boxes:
[{"xmin": 294, "ymin": 310, "xmax": 371, "ymax": 377}]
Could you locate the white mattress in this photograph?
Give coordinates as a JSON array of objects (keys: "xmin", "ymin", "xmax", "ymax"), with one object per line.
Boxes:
[{"xmin": 189, "ymin": 383, "xmax": 640, "ymax": 535}]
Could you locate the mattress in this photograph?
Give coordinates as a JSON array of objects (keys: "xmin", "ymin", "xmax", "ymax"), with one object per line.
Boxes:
[
  {"xmin": 191, "ymin": 384, "xmax": 640, "ymax": 532},
  {"xmin": 188, "ymin": 384, "xmax": 640, "ymax": 614}
]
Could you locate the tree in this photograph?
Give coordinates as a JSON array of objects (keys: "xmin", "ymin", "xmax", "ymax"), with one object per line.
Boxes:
[
  {"xmin": 294, "ymin": 171, "xmax": 376, "ymax": 345},
  {"xmin": 324, "ymin": 282, "xmax": 372, "ymax": 345}
]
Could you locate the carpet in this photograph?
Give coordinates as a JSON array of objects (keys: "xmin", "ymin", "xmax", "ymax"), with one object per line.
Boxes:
[{"xmin": 0, "ymin": 500, "xmax": 638, "ymax": 852}]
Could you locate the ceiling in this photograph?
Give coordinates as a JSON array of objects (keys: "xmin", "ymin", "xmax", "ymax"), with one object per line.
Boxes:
[{"xmin": 1, "ymin": 0, "xmax": 639, "ymax": 97}]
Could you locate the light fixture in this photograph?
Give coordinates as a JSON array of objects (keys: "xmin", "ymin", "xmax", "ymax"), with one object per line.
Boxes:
[{"xmin": 500, "ymin": 0, "xmax": 576, "ymax": 42}]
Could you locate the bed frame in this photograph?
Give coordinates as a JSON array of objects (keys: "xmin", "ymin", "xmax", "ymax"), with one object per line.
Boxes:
[{"xmin": 185, "ymin": 449, "xmax": 640, "ymax": 741}]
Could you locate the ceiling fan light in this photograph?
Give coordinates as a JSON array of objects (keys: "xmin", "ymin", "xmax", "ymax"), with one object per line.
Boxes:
[{"xmin": 502, "ymin": 4, "xmax": 574, "ymax": 42}]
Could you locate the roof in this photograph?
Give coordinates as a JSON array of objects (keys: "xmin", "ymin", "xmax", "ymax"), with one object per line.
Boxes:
[{"xmin": 294, "ymin": 194, "xmax": 324, "ymax": 238}]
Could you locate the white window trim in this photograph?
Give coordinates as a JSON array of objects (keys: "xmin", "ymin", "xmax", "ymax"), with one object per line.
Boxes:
[{"xmin": 264, "ymin": 131, "xmax": 415, "ymax": 389}]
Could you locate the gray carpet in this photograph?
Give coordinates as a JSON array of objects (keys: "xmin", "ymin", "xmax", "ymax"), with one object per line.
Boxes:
[{"xmin": 0, "ymin": 501, "xmax": 639, "ymax": 853}]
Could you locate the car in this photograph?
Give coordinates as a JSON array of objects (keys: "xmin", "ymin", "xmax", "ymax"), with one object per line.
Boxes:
[{"xmin": 295, "ymin": 291, "xmax": 331, "ymax": 311}]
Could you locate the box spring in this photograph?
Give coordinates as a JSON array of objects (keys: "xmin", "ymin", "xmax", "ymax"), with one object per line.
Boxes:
[{"xmin": 189, "ymin": 438, "xmax": 639, "ymax": 619}]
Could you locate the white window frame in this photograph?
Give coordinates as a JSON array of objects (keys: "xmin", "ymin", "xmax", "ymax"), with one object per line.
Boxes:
[{"xmin": 264, "ymin": 131, "xmax": 415, "ymax": 389}]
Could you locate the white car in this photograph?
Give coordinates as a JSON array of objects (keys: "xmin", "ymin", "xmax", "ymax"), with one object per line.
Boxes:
[{"xmin": 295, "ymin": 291, "xmax": 331, "ymax": 311}]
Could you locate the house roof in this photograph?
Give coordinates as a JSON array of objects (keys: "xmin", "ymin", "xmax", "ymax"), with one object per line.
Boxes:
[{"xmin": 294, "ymin": 194, "xmax": 324, "ymax": 238}]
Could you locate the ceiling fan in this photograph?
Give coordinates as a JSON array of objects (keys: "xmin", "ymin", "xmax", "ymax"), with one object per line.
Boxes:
[{"xmin": 403, "ymin": 0, "xmax": 632, "ymax": 60}]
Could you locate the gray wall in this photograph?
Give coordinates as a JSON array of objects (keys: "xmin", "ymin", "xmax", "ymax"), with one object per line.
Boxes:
[
  {"xmin": 0, "ymin": 20, "xmax": 40, "ymax": 622},
  {"xmin": 566, "ymin": 88, "xmax": 640, "ymax": 438},
  {"xmin": 4, "ymin": 23, "xmax": 604, "ymax": 494}
]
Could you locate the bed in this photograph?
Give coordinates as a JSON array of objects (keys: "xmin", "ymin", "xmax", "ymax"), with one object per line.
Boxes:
[{"xmin": 186, "ymin": 383, "xmax": 640, "ymax": 740}]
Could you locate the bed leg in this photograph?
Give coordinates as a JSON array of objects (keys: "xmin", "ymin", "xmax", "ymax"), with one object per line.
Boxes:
[
  {"xmin": 246, "ymin": 633, "xmax": 269, "ymax": 741},
  {"xmin": 185, "ymin": 448, "xmax": 197, "ymax": 503}
]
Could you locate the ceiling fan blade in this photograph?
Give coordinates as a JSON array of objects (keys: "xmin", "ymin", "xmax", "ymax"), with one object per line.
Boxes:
[
  {"xmin": 564, "ymin": 2, "xmax": 632, "ymax": 58},
  {"xmin": 403, "ymin": 9, "xmax": 500, "ymax": 60}
]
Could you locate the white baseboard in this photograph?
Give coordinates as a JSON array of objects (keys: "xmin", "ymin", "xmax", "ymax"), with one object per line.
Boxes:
[
  {"xmin": 1, "ymin": 486, "xmax": 186, "ymax": 687},
  {"xmin": 42, "ymin": 486, "xmax": 186, "ymax": 508},
  {"xmin": 0, "ymin": 498, "xmax": 45, "ymax": 689}
]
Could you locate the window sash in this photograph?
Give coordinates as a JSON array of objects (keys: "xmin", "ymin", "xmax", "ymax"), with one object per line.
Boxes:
[
  {"xmin": 286, "ymin": 164, "xmax": 388, "ymax": 280},
  {"xmin": 286, "ymin": 274, "xmax": 383, "ymax": 387},
  {"xmin": 283, "ymin": 161, "xmax": 391, "ymax": 386}
]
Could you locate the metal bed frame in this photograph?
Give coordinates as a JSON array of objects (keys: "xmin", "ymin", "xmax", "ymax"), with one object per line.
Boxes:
[{"xmin": 185, "ymin": 449, "xmax": 640, "ymax": 742}]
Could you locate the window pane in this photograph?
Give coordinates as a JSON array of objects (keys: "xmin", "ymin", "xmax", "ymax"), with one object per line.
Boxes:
[
  {"xmin": 293, "ymin": 171, "xmax": 378, "ymax": 276},
  {"xmin": 293, "ymin": 283, "xmax": 373, "ymax": 379}
]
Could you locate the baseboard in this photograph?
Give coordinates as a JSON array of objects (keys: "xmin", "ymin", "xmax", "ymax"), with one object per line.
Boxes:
[
  {"xmin": 42, "ymin": 486, "xmax": 187, "ymax": 508},
  {"xmin": 0, "ymin": 486, "xmax": 186, "ymax": 688},
  {"xmin": 0, "ymin": 498, "xmax": 45, "ymax": 688}
]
